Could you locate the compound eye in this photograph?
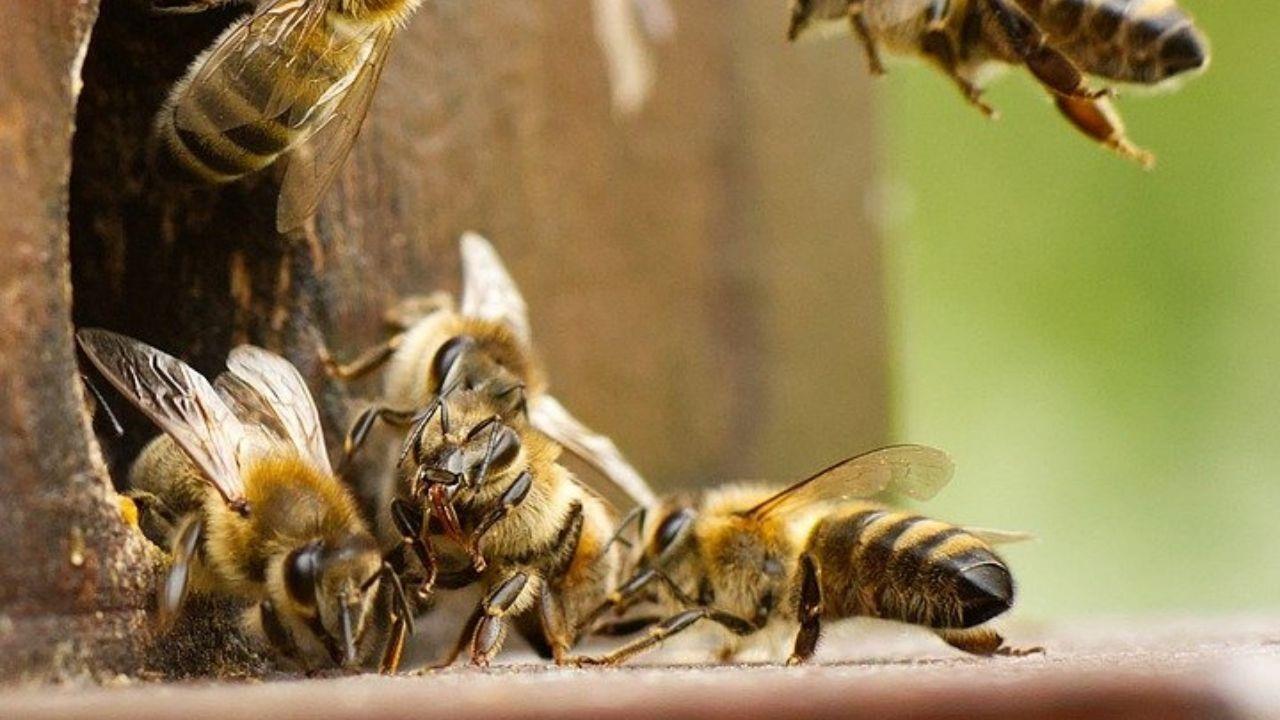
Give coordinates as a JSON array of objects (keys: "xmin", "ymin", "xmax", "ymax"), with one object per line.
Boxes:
[
  {"xmin": 284, "ymin": 541, "xmax": 323, "ymax": 608},
  {"xmin": 654, "ymin": 508, "xmax": 695, "ymax": 556},
  {"xmin": 431, "ymin": 335, "xmax": 474, "ymax": 392}
]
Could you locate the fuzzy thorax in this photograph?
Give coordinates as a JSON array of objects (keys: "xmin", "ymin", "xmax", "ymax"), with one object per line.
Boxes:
[{"xmin": 332, "ymin": 0, "xmax": 424, "ymax": 27}]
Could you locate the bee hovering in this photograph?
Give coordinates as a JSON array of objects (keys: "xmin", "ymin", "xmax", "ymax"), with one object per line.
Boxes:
[
  {"xmin": 152, "ymin": 0, "xmax": 423, "ymax": 232},
  {"xmin": 571, "ymin": 445, "xmax": 1039, "ymax": 665},
  {"xmin": 788, "ymin": 0, "xmax": 1209, "ymax": 166},
  {"xmin": 77, "ymin": 330, "xmax": 413, "ymax": 673},
  {"xmin": 321, "ymin": 232, "xmax": 655, "ymax": 540}
]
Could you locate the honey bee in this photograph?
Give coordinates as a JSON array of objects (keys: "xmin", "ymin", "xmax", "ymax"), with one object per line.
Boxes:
[
  {"xmin": 76, "ymin": 329, "xmax": 413, "ymax": 672},
  {"xmin": 593, "ymin": 0, "xmax": 676, "ymax": 114},
  {"xmin": 572, "ymin": 445, "xmax": 1038, "ymax": 665},
  {"xmin": 321, "ymin": 231, "xmax": 655, "ymax": 523},
  {"xmin": 386, "ymin": 389, "xmax": 627, "ymax": 666},
  {"xmin": 152, "ymin": 0, "xmax": 422, "ymax": 232},
  {"xmin": 787, "ymin": 0, "xmax": 1210, "ymax": 166}
]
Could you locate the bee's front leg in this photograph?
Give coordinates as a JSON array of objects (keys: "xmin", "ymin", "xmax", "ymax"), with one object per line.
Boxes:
[
  {"xmin": 464, "ymin": 470, "xmax": 534, "ymax": 572},
  {"xmin": 470, "ymin": 571, "xmax": 537, "ymax": 667},
  {"xmin": 847, "ymin": 2, "xmax": 886, "ymax": 76},
  {"xmin": 936, "ymin": 627, "xmax": 1045, "ymax": 657}
]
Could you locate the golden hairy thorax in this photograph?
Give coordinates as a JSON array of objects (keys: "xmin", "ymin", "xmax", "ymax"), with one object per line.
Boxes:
[
  {"xmin": 333, "ymin": 0, "xmax": 424, "ymax": 26},
  {"xmin": 201, "ymin": 453, "xmax": 367, "ymax": 597}
]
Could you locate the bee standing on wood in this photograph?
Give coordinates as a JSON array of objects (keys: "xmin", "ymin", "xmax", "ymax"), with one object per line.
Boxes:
[
  {"xmin": 572, "ymin": 445, "xmax": 1038, "ymax": 665},
  {"xmin": 152, "ymin": 0, "xmax": 423, "ymax": 232},
  {"xmin": 77, "ymin": 330, "xmax": 413, "ymax": 672},
  {"xmin": 387, "ymin": 390, "xmax": 629, "ymax": 667},
  {"xmin": 320, "ymin": 232, "xmax": 654, "ymax": 570},
  {"xmin": 788, "ymin": 0, "xmax": 1209, "ymax": 166}
]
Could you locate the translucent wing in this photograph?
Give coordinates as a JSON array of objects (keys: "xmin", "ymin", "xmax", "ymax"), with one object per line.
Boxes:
[
  {"xmin": 528, "ymin": 394, "xmax": 656, "ymax": 507},
  {"xmin": 75, "ymin": 329, "xmax": 247, "ymax": 508},
  {"xmin": 276, "ymin": 26, "xmax": 391, "ymax": 231},
  {"xmin": 964, "ymin": 527, "xmax": 1036, "ymax": 545},
  {"xmin": 173, "ymin": 0, "xmax": 335, "ymax": 134},
  {"xmin": 458, "ymin": 232, "xmax": 533, "ymax": 344},
  {"xmin": 222, "ymin": 345, "xmax": 333, "ymax": 475},
  {"xmin": 745, "ymin": 445, "xmax": 955, "ymax": 519},
  {"xmin": 592, "ymin": 0, "xmax": 659, "ymax": 115}
]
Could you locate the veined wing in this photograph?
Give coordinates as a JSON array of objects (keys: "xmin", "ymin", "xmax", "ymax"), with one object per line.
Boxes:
[
  {"xmin": 76, "ymin": 329, "xmax": 247, "ymax": 508},
  {"xmin": 221, "ymin": 345, "xmax": 333, "ymax": 475},
  {"xmin": 458, "ymin": 232, "xmax": 533, "ymax": 344},
  {"xmin": 744, "ymin": 444, "xmax": 954, "ymax": 519},
  {"xmin": 276, "ymin": 26, "xmax": 391, "ymax": 231},
  {"xmin": 528, "ymin": 394, "xmax": 656, "ymax": 507}
]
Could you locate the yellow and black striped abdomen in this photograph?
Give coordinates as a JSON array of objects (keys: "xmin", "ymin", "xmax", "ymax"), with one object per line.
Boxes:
[
  {"xmin": 1016, "ymin": 0, "xmax": 1208, "ymax": 85},
  {"xmin": 811, "ymin": 505, "xmax": 1013, "ymax": 630},
  {"xmin": 156, "ymin": 16, "xmax": 365, "ymax": 184}
]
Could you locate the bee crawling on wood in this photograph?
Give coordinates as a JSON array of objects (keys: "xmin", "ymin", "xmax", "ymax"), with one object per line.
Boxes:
[
  {"xmin": 570, "ymin": 445, "xmax": 1040, "ymax": 665},
  {"xmin": 77, "ymin": 329, "xmax": 413, "ymax": 673},
  {"xmin": 152, "ymin": 0, "xmax": 423, "ymax": 232},
  {"xmin": 788, "ymin": 0, "xmax": 1209, "ymax": 166}
]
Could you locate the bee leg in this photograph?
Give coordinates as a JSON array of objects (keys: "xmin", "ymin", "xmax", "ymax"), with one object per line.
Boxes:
[
  {"xmin": 981, "ymin": 0, "xmax": 1102, "ymax": 100},
  {"xmin": 936, "ymin": 627, "xmax": 1044, "ymax": 657},
  {"xmin": 848, "ymin": 4, "xmax": 886, "ymax": 76},
  {"xmin": 786, "ymin": 0, "xmax": 812, "ymax": 41},
  {"xmin": 464, "ymin": 471, "xmax": 534, "ymax": 572},
  {"xmin": 158, "ymin": 514, "xmax": 203, "ymax": 627},
  {"xmin": 919, "ymin": 2, "xmax": 997, "ymax": 118},
  {"xmin": 470, "ymin": 571, "xmax": 535, "ymax": 667},
  {"xmin": 422, "ymin": 606, "xmax": 484, "ymax": 671},
  {"xmin": 786, "ymin": 554, "xmax": 824, "ymax": 666},
  {"xmin": 259, "ymin": 599, "xmax": 305, "ymax": 665},
  {"xmin": 317, "ymin": 332, "xmax": 405, "ymax": 382},
  {"xmin": 573, "ymin": 607, "xmax": 756, "ymax": 666},
  {"xmin": 338, "ymin": 405, "xmax": 419, "ymax": 475},
  {"xmin": 390, "ymin": 498, "xmax": 439, "ymax": 598},
  {"xmin": 382, "ymin": 292, "xmax": 455, "ymax": 331},
  {"xmin": 1052, "ymin": 94, "xmax": 1156, "ymax": 168},
  {"xmin": 377, "ymin": 563, "xmax": 414, "ymax": 674}
]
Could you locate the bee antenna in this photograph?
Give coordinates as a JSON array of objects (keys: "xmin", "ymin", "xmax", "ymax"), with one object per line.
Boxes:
[
  {"xmin": 602, "ymin": 506, "xmax": 647, "ymax": 554},
  {"xmin": 80, "ymin": 372, "xmax": 125, "ymax": 439},
  {"xmin": 399, "ymin": 398, "xmax": 441, "ymax": 468},
  {"xmin": 473, "ymin": 417, "xmax": 504, "ymax": 490}
]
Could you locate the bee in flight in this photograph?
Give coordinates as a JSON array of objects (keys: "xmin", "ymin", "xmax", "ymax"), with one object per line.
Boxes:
[
  {"xmin": 788, "ymin": 0, "xmax": 1209, "ymax": 166},
  {"xmin": 152, "ymin": 0, "xmax": 423, "ymax": 232},
  {"xmin": 321, "ymin": 232, "xmax": 655, "ymax": 577},
  {"xmin": 77, "ymin": 330, "xmax": 413, "ymax": 673},
  {"xmin": 572, "ymin": 445, "xmax": 1038, "ymax": 665}
]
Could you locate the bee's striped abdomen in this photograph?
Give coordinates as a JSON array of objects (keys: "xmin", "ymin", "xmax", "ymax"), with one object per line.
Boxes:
[
  {"xmin": 156, "ymin": 15, "xmax": 364, "ymax": 184},
  {"xmin": 1016, "ymin": 0, "xmax": 1208, "ymax": 84},
  {"xmin": 813, "ymin": 506, "xmax": 1013, "ymax": 630}
]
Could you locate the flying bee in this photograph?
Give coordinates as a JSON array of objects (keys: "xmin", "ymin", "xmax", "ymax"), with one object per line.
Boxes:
[
  {"xmin": 76, "ymin": 329, "xmax": 413, "ymax": 673},
  {"xmin": 788, "ymin": 0, "xmax": 1209, "ymax": 166},
  {"xmin": 384, "ymin": 389, "xmax": 629, "ymax": 666},
  {"xmin": 152, "ymin": 0, "xmax": 423, "ymax": 232},
  {"xmin": 570, "ymin": 445, "xmax": 1038, "ymax": 665},
  {"xmin": 320, "ymin": 232, "xmax": 655, "ymax": 541}
]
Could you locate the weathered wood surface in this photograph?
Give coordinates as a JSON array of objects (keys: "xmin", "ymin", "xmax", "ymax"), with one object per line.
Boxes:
[
  {"xmin": 4, "ymin": 0, "xmax": 881, "ymax": 681},
  {"xmin": 5, "ymin": 619, "xmax": 1279, "ymax": 719}
]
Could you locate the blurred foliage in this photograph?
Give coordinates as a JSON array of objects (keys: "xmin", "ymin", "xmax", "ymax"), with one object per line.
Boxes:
[{"xmin": 880, "ymin": 2, "xmax": 1280, "ymax": 617}]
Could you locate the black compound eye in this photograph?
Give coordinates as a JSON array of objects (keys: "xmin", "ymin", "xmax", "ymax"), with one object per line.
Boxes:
[
  {"xmin": 284, "ymin": 541, "xmax": 322, "ymax": 608},
  {"xmin": 488, "ymin": 426, "xmax": 521, "ymax": 469},
  {"xmin": 654, "ymin": 508, "xmax": 695, "ymax": 555},
  {"xmin": 431, "ymin": 335, "xmax": 474, "ymax": 392}
]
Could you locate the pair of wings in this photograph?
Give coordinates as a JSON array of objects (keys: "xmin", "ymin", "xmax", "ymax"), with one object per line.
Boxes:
[
  {"xmin": 173, "ymin": 0, "xmax": 393, "ymax": 232},
  {"xmin": 742, "ymin": 444, "xmax": 1033, "ymax": 543},
  {"xmin": 77, "ymin": 329, "xmax": 333, "ymax": 510},
  {"xmin": 455, "ymin": 233, "xmax": 658, "ymax": 507}
]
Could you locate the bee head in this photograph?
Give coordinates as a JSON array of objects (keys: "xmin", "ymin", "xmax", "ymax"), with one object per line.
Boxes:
[
  {"xmin": 430, "ymin": 335, "xmax": 528, "ymax": 417},
  {"xmin": 407, "ymin": 392, "xmax": 525, "ymax": 501},
  {"xmin": 280, "ymin": 534, "xmax": 382, "ymax": 667}
]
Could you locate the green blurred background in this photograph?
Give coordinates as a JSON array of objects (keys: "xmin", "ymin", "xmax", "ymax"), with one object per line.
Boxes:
[{"xmin": 879, "ymin": 2, "xmax": 1280, "ymax": 618}]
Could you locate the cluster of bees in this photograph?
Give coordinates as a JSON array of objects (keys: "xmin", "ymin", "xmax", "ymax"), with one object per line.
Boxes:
[{"xmin": 81, "ymin": 0, "xmax": 1209, "ymax": 674}]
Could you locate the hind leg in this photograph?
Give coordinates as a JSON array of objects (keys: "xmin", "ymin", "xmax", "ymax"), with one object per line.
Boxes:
[
  {"xmin": 982, "ymin": 0, "xmax": 1103, "ymax": 100},
  {"xmin": 919, "ymin": 0, "xmax": 996, "ymax": 117},
  {"xmin": 1053, "ymin": 95, "xmax": 1155, "ymax": 168},
  {"xmin": 937, "ymin": 627, "xmax": 1044, "ymax": 657}
]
